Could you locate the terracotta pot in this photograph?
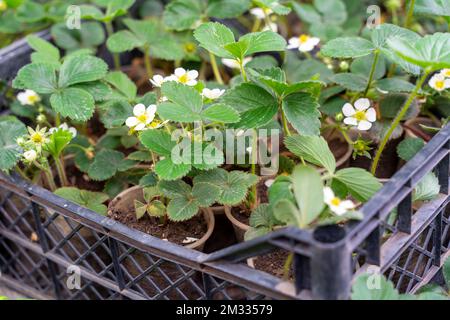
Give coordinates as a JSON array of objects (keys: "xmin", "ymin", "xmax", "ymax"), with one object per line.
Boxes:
[{"xmin": 108, "ymin": 186, "xmax": 215, "ymax": 251}]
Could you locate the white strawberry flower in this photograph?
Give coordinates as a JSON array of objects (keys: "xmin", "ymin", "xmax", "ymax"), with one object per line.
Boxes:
[
  {"xmin": 202, "ymin": 88, "xmax": 225, "ymax": 100},
  {"xmin": 287, "ymin": 34, "xmax": 320, "ymax": 52},
  {"xmin": 440, "ymin": 69, "xmax": 450, "ymax": 78},
  {"xmin": 17, "ymin": 90, "xmax": 41, "ymax": 106},
  {"xmin": 324, "ymin": 187, "xmax": 355, "ymax": 216},
  {"xmin": 150, "ymin": 75, "xmax": 166, "ymax": 88},
  {"xmin": 23, "ymin": 150, "xmax": 37, "ymax": 162},
  {"xmin": 342, "ymin": 98, "xmax": 376, "ymax": 131},
  {"xmin": 172, "ymin": 68, "xmax": 198, "ymax": 86},
  {"xmin": 49, "ymin": 123, "xmax": 77, "ymax": 138},
  {"xmin": 264, "ymin": 179, "xmax": 275, "ymax": 188},
  {"xmin": 429, "ymin": 73, "xmax": 450, "ymax": 92},
  {"xmin": 222, "ymin": 57, "xmax": 253, "ymax": 70},
  {"xmin": 263, "ymin": 22, "xmax": 278, "ymax": 33},
  {"xmin": 126, "ymin": 104, "xmax": 157, "ymax": 131}
]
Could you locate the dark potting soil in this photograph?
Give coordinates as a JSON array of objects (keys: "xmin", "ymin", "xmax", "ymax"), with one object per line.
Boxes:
[
  {"xmin": 108, "ymin": 202, "xmax": 207, "ymax": 246},
  {"xmin": 231, "ymin": 206, "xmax": 250, "ymax": 226},
  {"xmin": 253, "ymin": 250, "xmax": 293, "ymax": 279},
  {"xmin": 329, "ymin": 138, "xmax": 349, "ymax": 165}
]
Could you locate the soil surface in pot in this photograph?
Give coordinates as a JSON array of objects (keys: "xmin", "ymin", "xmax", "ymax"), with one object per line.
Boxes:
[
  {"xmin": 108, "ymin": 204, "xmax": 207, "ymax": 246},
  {"xmin": 231, "ymin": 206, "xmax": 250, "ymax": 226},
  {"xmin": 253, "ymin": 250, "xmax": 293, "ymax": 279}
]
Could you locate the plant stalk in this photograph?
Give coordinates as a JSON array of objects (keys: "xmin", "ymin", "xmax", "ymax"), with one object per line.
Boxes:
[
  {"xmin": 283, "ymin": 253, "xmax": 294, "ymax": 281},
  {"xmin": 239, "ymin": 59, "xmax": 248, "ymax": 82},
  {"xmin": 405, "ymin": 0, "xmax": 416, "ymax": 28},
  {"xmin": 363, "ymin": 49, "xmax": 380, "ymax": 97},
  {"xmin": 209, "ymin": 52, "xmax": 224, "ymax": 85},
  {"xmin": 251, "ymin": 129, "xmax": 258, "ymax": 206},
  {"xmin": 371, "ymin": 69, "xmax": 430, "ymax": 175},
  {"xmin": 144, "ymin": 46, "xmax": 154, "ymax": 78},
  {"xmin": 281, "ymin": 106, "xmax": 291, "ymax": 137},
  {"xmin": 106, "ymin": 22, "xmax": 121, "ymax": 70},
  {"xmin": 54, "ymin": 156, "xmax": 69, "ymax": 187}
]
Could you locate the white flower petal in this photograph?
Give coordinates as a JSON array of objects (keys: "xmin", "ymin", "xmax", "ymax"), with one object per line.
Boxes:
[
  {"xmin": 342, "ymin": 103, "xmax": 356, "ymax": 117},
  {"xmin": 147, "ymin": 104, "xmax": 157, "ymax": 115},
  {"xmin": 445, "ymin": 79, "xmax": 450, "ymax": 89},
  {"xmin": 341, "ymin": 200, "xmax": 356, "ymax": 210},
  {"xmin": 126, "ymin": 117, "xmax": 139, "ymax": 128},
  {"xmin": 344, "ymin": 117, "xmax": 358, "ymax": 126},
  {"xmin": 174, "ymin": 68, "xmax": 186, "ymax": 77},
  {"xmin": 186, "ymin": 80, "xmax": 198, "ymax": 86},
  {"xmin": 133, "ymin": 104, "xmax": 146, "ymax": 116},
  {"xmin": 134, "ymin": 123, "xmax": 147, "ymax": 131},
  {"xmin": 354, "ymin": 98, "xmax": 370, "ymax": 111},
  {"xmin": 357, "ymin": 120, "xmax": 372, "ymax": 131},
  {"xmin": 365, "ymin": 108, "xmax": 377, "ymax": 122},
  {"xmin": 187, "ymin": 70, "xmax": 199, "ymax": 80},
  {"xmin": 330, "ymin": 205, "xmax": 347, "ymax": 216},
  {"xmin": 323, "ymin": 187, "xmax": 335, "ymax": 204}
]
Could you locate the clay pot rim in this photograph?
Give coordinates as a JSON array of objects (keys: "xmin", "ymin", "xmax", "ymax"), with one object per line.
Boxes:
[
  {"xmin": 404, "ymin": 116, "xmax": 441, "ymax": 139},
  {"xmin": 224, "ymin": 205, "xmax": 250, "ymax": 232},
  {"xmin": 109, "ymin": 185, "xmax": 215, "ymax": 250}
]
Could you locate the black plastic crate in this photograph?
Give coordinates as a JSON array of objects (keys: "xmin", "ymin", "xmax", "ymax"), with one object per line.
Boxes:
[{"xmin": 0, "ymin": 29, "xmax": 449, "ymax": 301}]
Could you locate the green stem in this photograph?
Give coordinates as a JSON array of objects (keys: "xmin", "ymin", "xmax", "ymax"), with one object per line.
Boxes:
[
  {"xmin": 54, "ymin": 156, "xmax": 69, "ymax": 187},
  {"xmin": 106, "ymin": 22, "xmax": 121, "ymax": 70},
  {"xmin": 55, "ymin": 113, "xmax": 61, "ymax": 127},
  {"xmin": 35, "ymin": 161, "xmax": 57, "ymax": 191},
  {"xmin": 281, "ymin": 105, "xmax": 291, "ymax": 137},
  {"xmin": 283, "ymin": 253, "xmax": 294, "ymax": 281},
  {"xmin": 144, "ymin": 46, "xmax": 154, "ymax": 78},
  {"xmin": 405, "ymin": 0, "xmax": 416, "ymax": 28},
  {"xmin": 15, "ymin": 166, "xmax": 28, "ymax": 180},
  {"xmin": 208, "ymin": 52, "xmax": 224, "ymax": 85},
  {"xmin": 251, "ymin": 129, "xmax": 258, "ymax": 206},
  {"xmin": 251, "ymin": 18, "xmax": 262, "ymax": 32},
  {"xmin": 263, "ymin": 13, "xmax": 273, "ymax": 32},
  {"xmin": 363, "ymin": 49, "xmax": 380, "ymax": 97},
  {"xmin": 371, "ymin": 69, "xmax": 430, "ymax": 175},
  {"xmin": 338, "ymin": 127, "xmax": 355, "ymax": 146},
  {"xmin": 239, "ymin": 59, "xmax": 248, "ymax": 82}
]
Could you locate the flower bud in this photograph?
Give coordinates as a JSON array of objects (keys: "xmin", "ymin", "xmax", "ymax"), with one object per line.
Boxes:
[
  {"xmin": 36, "ymin": 114, "xmax": 47, "ymax": 123},
  {"xmin": 339, "ymin": 61, "xmax": 349, "ymax": 71},
  {"xmin": 24, "ymin": 150, "xmax": 37, "ymax": 162},
  {"xmin": 335, "ymin": 113, "xmax": 344, "ymax": 122}
]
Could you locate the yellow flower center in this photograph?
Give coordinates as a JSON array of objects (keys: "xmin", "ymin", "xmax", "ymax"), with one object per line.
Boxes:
[
  {"xmin": 299, "ymin": 34, "xmax": 310, "ymax": 44},
  {"xmin": 0, "ymin": 1, "xmax": 7, "ymax": 11},
  {"xmin": 184, "ymin": 42, "xmax": 196, "ymax": 53},
  {"xmin": 354, "ymin": 110, "xmax": 367, "ymax": 121},
  {"xmin": 137, "ymin": 114, "xmax": 148, "ymax": 123},
  {"xmin": 149, "ymin": 120, "xmax": 161, "ymax": 128},
  {"xmin": 263, "ymin": 8, "xmax": 271, "ymax": 14},
  {"xmin": 28, "ymin": 95, "xmax": 39, "ymax": 104},
  {"xmin": 435, "ymin": 80, "xmax": 445, "ymax": 89},
  {"xmin": 178, "ymin": 74, "xmax": 189, "ymax": 84},
  {"xmin": 331, "ymin": 198, "xmax": 341, "ymax": 206},
  {"xmin": 444, "ymin": 70, "xmax": 450, "ymax": 77},
  {"xmin": 31, "ymin": 133, "xmax": 44, "ymax": 144}
]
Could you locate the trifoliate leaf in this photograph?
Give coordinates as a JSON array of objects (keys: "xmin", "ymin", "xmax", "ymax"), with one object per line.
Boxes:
[
  {"xmin": 334, "ymin": 168, "xmax": 382, "ymax": 202},
  {"xmin": 282, "ymin": 92, "xmax": 321, "ymax": 136},
  {"xmin": 54, "ymin": 187, "xmax": 109, "ymax": 215},
  {"xmin": 13, "ymin": 63, "xmax": 57, "ymax": 94},
  {"xmin": 58, "ymin": 54, "xmax": 108, "ymax": 87},
  {"xmin": 155, "ymin": 158, "xmax": 191, "ymax": 180},
  {"xmin": 139, "ymin": 129, "xmax": 176, "ymax": 157},
  {"xmin": 194, "ymin": 22, "xmax": 235, "ymax": 58},
  {"xmin": 87, "ymin": 149, "xmax": 126, "ymax": 181},
  {"xmin": 50, "ymin": 88, "xmax": 95, "ymax": 121},
  {"xmin": 321, "ymin": 37, "xmax": 375, "ymax": 58},
  {"xmin": 397, "ymin": 138, "xmax": 425, "ymax": 162}
]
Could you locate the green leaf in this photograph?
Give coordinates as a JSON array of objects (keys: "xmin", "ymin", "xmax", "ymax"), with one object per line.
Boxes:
[
  {"xmin": 158, "ymin": 179, "xmax": 191, "ymax": 198},
  {"xmin": 352, "ymin": 273, "xmax": 400, "ymax": 300},
  {"xmin": 155, "ymin": 158, "xmax": 191, "ymax": 180},
  {"xmin": 13, "ymin": 63, "xmax": 57, "ymax": 94},
  {"xmin": 414, "ymin": 0, "xmax": 450, "ymax": 17},
  {"xmin": 379, "ymin": 94, "xmax": 419, "ymax": 120},
  {"xmin": 376, "ymin": 78, "xmax": 416, "ymax": 93},
  {"xmin": 51, "ymin": 21, "xmax": 105, "ymax": 52},
  {"xmin": 274, "ymin": 199, "xmax": 302, "ymax": 227},
  {"xmin": 163, "ymin": 0, "xmax": 204, "ymax": 31},
  {"xmin": 334, "ymin": 168, "xmax": 382, "ymax": 202},
  {"xmin": 292, "ymin": 2, "xmax": 321, "ymax": 24},
  {"xmin": 371, "ymin": 24, "xmax": 420, "ymax": 49},
  {"xmin": 27, "ymin": 35, "xmax": 60, "ymax": 66},
  {"xmin": 167, "ymin": 196, "xmax": 199, "ymax": 221},
  {"xmin": 59, "ymin": 55, "xmax": 108, "ymax": 87},
  {"xmin": 192, "ymin": 182, "xmax": 221, "ymax": 207},
  {"xmin": 443, "ymin": 256, "xmax": 450, "ymax": 287},
  {"xmin": 87, "ymin": 149, "xmax": 125, "ymax": 181},
  {"xmin": 321, "ymin": 37, "xmax": 375, "ymax": 58},
  {"xmin": 54, "ymin": 187, "xmax": 109, "ymax": 215},
  {"xmin": 330, "ymin": 73, "xmax": 368, "ymax": 92},
  {"xmin": 239, "ymin": 31, "xmax": 287, "ymax": 56},
  {"xmin": 158, "ymin": 102, "xmax": 203, "ymax": 122},
  {"xmin": 387, "ymin": 33, "xmax": 450, "ymax": 70},
  {"xmin": 194, "ymin": 22, "xmax": 235, "ymax": 58},
  {"xmin": 99, "ymin": 100, "xmax": 131, "ymax": 128},
  {"xmin": 0, "ymin": 119, "xmax": 27, "ymax": 171},
  {"xmin": 74, "ymin": 81, "xmax": 112, "ymax": 102},
  {"xmin": 231, "ymin": 103, "xmax": 278, "ymax": 129},
  {"xmin": 45, "ymin": 129, "xmax": 73, "ymax": 158},
  {"xmin": 16, "ymin": 1, "xmax": 45, "ymax": 23},
  {"xmin": 282, "ymin": 93, "xmax": 321, "ymax": 136},
  {"xmin": 222, "ymin": 83, "xmax": 277, "ymax": 113},
  {"xmin": 194, "ymin": 168, "xmax": 258, "ymax": 205},
  {"xmin": 414, "ymin": 173, "xmax": 440, "ymax": 202},
  {"xmin": 107, "ymin": 30, "xmax": 145, "ymax": 53},
  {"xmin": 202, "ymin": 104, "xmax": 240, "ymax": 123},
  {"xmin": 105, "ymin": 71, "xmax": 137, "ymax": 100},
  {"xmin": 397, "ymin": 138, "xmax": 425, "ymax": 162},
  {"xmin": 139, "ymin": 172, "xmax": 158, "ymax": 187},
  {"xmin": 285, "ymin": 135, "xmax": 336, "ymax": 174},
  {"xmin": 206, "ymin": 0, "xmax": 251, "ymax": 18},
  {"xmin": 291, "ymin": 165, "xmax": 324, "ymax": 228},
  {"xmin": 50, "ymin": 88, "xmax": 95, "ymax": 122},
  {"xmin": 139, "ymin": 129, "xmax": 175, "ymax": 157},
  {"xmin": 351, "ymin": 54, "xmax": 386, "ymax": 81},
  {"xmin": 249, "ymin": 203, "xmax": 279, "ymax": 229},
  {"xmin": 161, "ymin": 81, "xmax": 203, "ymax": 114}
]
